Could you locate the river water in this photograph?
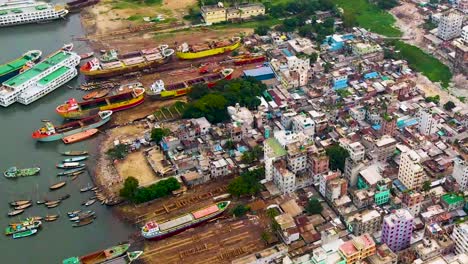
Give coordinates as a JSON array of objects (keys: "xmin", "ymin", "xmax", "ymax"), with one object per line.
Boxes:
[{"xmin": 0, "ymin": 6, "xmax": 134, "ymax": 264}]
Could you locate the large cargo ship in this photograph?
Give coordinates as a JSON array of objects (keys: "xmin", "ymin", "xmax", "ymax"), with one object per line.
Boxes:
[
  {"xmin": 80, "ymin": 46, "xmax": 174, "ymax": 78},
  {"xmin": 0, "ymin": 45, "xmax": 80, "ymax": 107},
  {"xmin": 141, "ymin": 201, "xmax": 230, "ymax": 240},
  {"xmin": 0, "ymin": 1, "xmax": 68, "ymax": 27},
  {"xmin": 66, "ymin": 0, "xmax": 99, "ymax": 12},
  {"xmin": 176, "ymin": 37, "xmax": 241, "ymax": 60},
  {"xmin": 32, "ymin": 110, "xmax": 112, "ymax": 142},
  {"xmin": 0, "ymin": 50, "xmax": 42, "ymax": 83},
  {"xmin": 147, "ymin": 68, "xmax": 234, "ymax": 100},
  {"xmin": 231, "ymin": 53, "xmax": 265, "ymax": 65},
  {"xmin": 56, "ymin": 85, "xmax": 145, "ymax": 119},
  {"xmin": 62, "ymin": 243, "xmax": 130, "ymax": 264}
]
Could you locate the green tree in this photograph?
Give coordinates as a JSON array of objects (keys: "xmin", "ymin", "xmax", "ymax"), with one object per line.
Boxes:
[
  {"xmin": 227, "ymin": 167, "xmax": 264, "ymax": 197},
  {"xmin": 224, "ymin": 140, "xmax": 236, "ymax": 150},
  {"xmin": 106, "ymin": 144, "xmax": 129, "ymax": 160},
  {"xmin": 422, "ymin": 181, "xmax": 432, "ymax": 192},
  {"xmin": 443, "ymin": 101, "xmax": 456, "ymax": 111},
  {"xmin": 342, "ymin": 12, "xmax": 358, "ymax": 28},
  {"xmin": 309, "ymin": 52, "xmax": 318, "ymax": 64},
  {"xmin": 323, "ymin": 62, "xmax": 333, "ymax": 73},
  {"xmin": 188, "ymin": 83, "xmax": 210, "ymax": 100},
  {"xmin": 425, "ymin": 95, "xmax": 440, "ymax": 104},
  {"xmin": 150, "ymin": 127, "xmax": 170, "ymax": 143},
  {"xmin": 266, "ymin": 208, "xmax": 280, "ymax": 219},
  {"xmin": 254, "ymin": 25, "xmax": 270, "ymax": 36},
  {"xmin": 119, "ymin": 177, "xmax": 139, "ymax": 200},
  {"xmin": 306, "ymin": 197, "xmax": 323, "ymax": 214},
  {"xmin": 325, "ymin": 144, "xmax": 349, "ymax": 172},
  {"xmin": 232, "ymin": 204, "xmax": 250, "ymax": 217}
]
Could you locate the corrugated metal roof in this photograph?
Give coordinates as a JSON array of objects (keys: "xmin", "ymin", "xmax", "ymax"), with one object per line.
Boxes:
[{"xmin": 243, "ymin": 66, "xmax": 274, "ymax": 77}]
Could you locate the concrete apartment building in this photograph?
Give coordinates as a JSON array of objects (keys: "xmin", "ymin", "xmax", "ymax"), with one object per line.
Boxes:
[
  {"xmin": 273, "ymin": 160, "xmax": 295, "ymax": 194},
  {"xmin": 308, "ymin": 150, "xmax": 329, "ymax": 183},
  {"xmin": 402, "ymin": 191, "xmax": 424, "ymax": 216},
  {"xmin": 414, "ymin": 236, "xmax": 455, "ymax": 262},
  {"xmin": 381, "ymin": 209, "xmax": 414, "ymax": 252},
  {"xmin": 437, "ymin": 11, "xmax": 464, "ymax": 41},
  {"xmin": 201, "ymin": 3, "xmax": 265, "ymax": 25},
  {"xmin": 366, "ymin": 244, "xmax": 397, "ymax": 264},
  {"xmin": 397, "ymin": 150, "xmax": 425, "ymax": 190},
  {"xmin": 374, "ymin": 136, "xmax": 397, "ymax": 162},
  {"xmin": 345, "ymin": 209, "xmax": 382, "ymax": 236},
  {"xmin": 340, "ymin": 139, "xmax": 366, "ymax": 162},
  {"xmin": 462, "ymin": 26, "xmax": 468, "ymax": 44},
  {"xmin": 417, "ymin": 108, "xmax": 440, "ymax": 136},
  {"xmin": 452, "ymin": 223, "xmax": 468, "ymax": 255},
  {"xmin": 453, "ymin": 157, "xmax": 468, "ymax": 191},
  {"xmin": 338, "ymin": 234, "xmax": 376, "ymax": 264}
]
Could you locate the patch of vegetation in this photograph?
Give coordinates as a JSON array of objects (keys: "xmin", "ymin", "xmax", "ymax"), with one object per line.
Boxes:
[
  {"xmin": 325, "ymin": 144, "xmax": 349, "ymax": 172},
  {"xmin": 422, "ymin": 19, "xmax": 437, "ymax": 30},
  {"xmin": 227, "ymin": 167, "xmax": 265, "ymax": 197},
  {"xmin": 425, "ymin": 94, "xmax": 440, "ymax": 104},
  {"xmin": 232, "ymin": 204, "xmax": 251, "ymax": 217},
  {"xmin": 457, "ymin": 96, "xmax": 466, "ymax": 103},
  {"xmin": 119, "ymin": 176, "xmax": 180, "ymax": 203},
  {"xmin": 106, "ymin": 144, "xmax": 129, "ymax": 160},
  {"xmin": 127, "ymin": 14, "xmax": 144, "ymax": 21},
  {"xmin": 241, "ymin": 145, "xmax": 263, "ymax": 164},
  {"xmin": 444, "ymin": 101, "xmax": 456, "ymax": 111},
  {"xmin": 336, "ymin": 88, "xmax": 352, "ymax": 98},
  {"xmin": 150, "ymin": 127, "xmax": 170, "ymax": 143},
  {"xmin": 306, "ymin": 197, "xmax": 323, "ymax": 214},
  {"xmin": 111, "ymin": 0, "xmax": 162, "ymax": 9}
]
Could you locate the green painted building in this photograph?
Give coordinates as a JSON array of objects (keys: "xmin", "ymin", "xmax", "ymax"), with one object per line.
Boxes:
[{"xmin": 375, "ymin": 183, "xmax": 390, "ymax": 205}]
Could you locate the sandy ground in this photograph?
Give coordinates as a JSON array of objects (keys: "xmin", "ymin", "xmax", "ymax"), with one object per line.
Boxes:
[
  {"xmin": 413, "ymin": 73, "xmax": 466, "ymax": 108},
  {"xmin": 390, "ymin": 2, "xmax": 426, "ymax": 46},
  {"xmin": 115, "ymin": 151, "xmax": 158, "ymax": 187}
]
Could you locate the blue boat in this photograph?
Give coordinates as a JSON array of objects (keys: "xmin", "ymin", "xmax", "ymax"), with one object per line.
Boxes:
[
  {"xmin": 63, "ymin": 156, "xmax": 88, "ymax": 163},
  {"xmin": 57, "ymin": 167, "xmax": 85, "ymax": 176}
]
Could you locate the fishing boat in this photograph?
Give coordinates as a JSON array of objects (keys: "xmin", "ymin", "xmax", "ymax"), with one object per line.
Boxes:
[
  {"xmin": 71, "ymin": 175, "xmax": 79, "ymax": 181},
  {"xmin": 47, "ymin": 203, "xmax": 61, "ymax": 209},
  {"xmin": 142, "ymin": 201, "xmax": 230, "ymax": 240},
  {"xmin": 61, "ymin": 150, "xmax": 88, "ymax": 156},
  {"xmin": 176, "ymin": 37, "xmax": 241, "ymax": 60},
  {"xmin": 70, "ymin": 213, "xmax": 95, "ymax": 222},
  {"xmin": 60, "ymin": 194, "xmax": 71, "ymax": 200},
  {"xmin": 12, "ymin": 229, "xmax": 37, "ymax": 239},
  {"xmin": 32, "ymin": 111, "xmax": 112, "ymax": 142},
  {"xmin": 57, "ymin": 167, "xmax": 85, "ymax": 176},
  {"xmin": 4, "ymin": 167, "xmax": 40, "ymax": 178},
  {"xmin": 36, "ymin": 200, "xmax": 47, "ymax": 205},
  {"xmin": 83, "ymin": 199, "xmax": 96, "ymax": 207},
  {"xmin": 56, "ymin": 162, "xmax": 86, "ymax": 169},
  {"xmin": 80, "ymin": 46, "xmax": 174, "ymax": 78},
  {"xmin": 0, "ymin": 1, "xmax": 68, "ymax": 27},
  {"xmin": 49, "ymin": 181, "xmax": 66, "ymax": 190},
  {"xmin": 80, "ymin": 184, "xmax": 93, "ymax": 192},
  {"xmin": 5, "ymin": 219, "xmax": 41, "ymax": 235},
  {"xmin": 8, "ymin": 209, "xmax": 24, "ymax": 217},
  {"xmin": 56, "ymin": 86, "xmax": 145, "ymax": 119},
  {"xmin": 63, "ymin": 129, "xmax": 99, "ymax": 144},
  {"xmin": 0, "ymin": 50, "xmax": 42, "ymax": 83},
  {"xmin": 10, "ymin": 200, "xmax": 32, "ymax": 206},
  {"xmin": 0, "ymin": 45, "xmax": 80, "ymax": 107},
  {"xmin": 44, "ymin": 200, "xmax": 61, "ymax": 206},
  {"xmin": 44, "ymin": 215, "xmax": 59, "ymax": 222},
  {"xmin": 68, "ymin": 171, "xmax": 84, "ymax": 177},
  {"xmin": 231, "ymin": 53, "xmax": 266, "ymax": 65},
  {"xmin": 63, "ymin": 156, "xmax": 88, "ymax": 163},
  {"xmin": 79, "ymin": 52, "xmax": 95, "ymax": 59},
  {"xmin": 147, "ymin": 68, "xmax": 234, "ymax": 100},
  {"xmin": 69, "ymin": 211, "xmax": 94, "ymax": 221},
  {"xmin": 67, "ymin": 210, "xmax": 81, "ymax": 217},
  {"xmin": 14, "ymin": 203, "xmax": 32, "ymax": 210},
  {"xmin": 30, "ymin": 216, "xmax": 43, "ymax": 221},
  {"xmin": 82, "ymin": 91, "xmax": 98, "ymax": 100},
  {"xmin": 73, "ymin": 217, "xmax": 94, "ymax": 227},
  {"xmin": 62, "ymin": 243, "xmax": 130, "ymax": 263},
  {"xmin": 99, "ymin": 251, "xmax": 144, "ymax": 264}
]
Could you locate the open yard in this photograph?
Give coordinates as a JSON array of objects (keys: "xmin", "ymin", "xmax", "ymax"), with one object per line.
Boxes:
[{"xmin": 115, "ymin": 151, "xmax": 158, "ymax": 187}]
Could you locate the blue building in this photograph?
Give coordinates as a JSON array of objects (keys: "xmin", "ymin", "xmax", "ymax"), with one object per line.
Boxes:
[{"xmin": 243, "ymin": 66, "xmax": 275, "ymax": 81}]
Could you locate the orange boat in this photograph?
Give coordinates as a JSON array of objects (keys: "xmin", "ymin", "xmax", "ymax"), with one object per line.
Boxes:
[
  {"xmin": 62, "ymin": 129, "xmax": 99, "ymax": 144},
  {"xmin": 82, "ymin": 91, "xmax": 97, "ymax": 100}
]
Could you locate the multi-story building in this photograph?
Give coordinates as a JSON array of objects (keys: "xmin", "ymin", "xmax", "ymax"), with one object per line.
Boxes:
[
  {"xmin": 201, "ymin": 3, "xmax": 265, "ymax": 24},
  {"xmin": 275, "ymin": 213, "xmax": 300, "ymax": 244},
  {"xmin": 264, "ymin": 137, "xmax": 287, "ymax": 181},
  {"xmin": 351, "ymin": 42, "xmax": 383, "ymax": 56},
  {"xmin": 200, "ymin": 5, "xmax": 226, "ymax": 24},
  {"xmin": 286, "ymin": 55, "xmax": 310, "ymax": 87},
  {"xmin": 441, "ymin": 193, "xmax": 465, "ymax": 211},
  {"xmin": 338, "ymin": 234, "xmax": 376, "ymax": 264},
  {"xmin": 402, "ymin": 191, "xmax": 424, "ymax": 216},
  {"xmin": 350, "ymin": 188, "xmax": 375, "ymax": 209},
  {"xmin": 319, "ymin": 171, "xmax": 340, "ymax": 197},
  {"xmin": 273, "ymin": 160, "xmax": 295, "ymax": 194},
  {"xmin": 459, "ymin": 0, "xmax": 468, "ymax": 13},
  {"xmin": 381, "ymin": 209, "xmax": 414, "ymax": 252},
  {"xmin": 453, "ymin": 157, "xmax": 468, "ymax": 191},
  {"xmin": 325, "ymin": 178, "xmax": 348, "ymax": 201},
  {"xmin": 437, "ymin": 11, "xmax": 464, "ymax": 40},
  {"xmin": 291, "ymin": 115, "xmax": 315, "ymax": 138},
  {"xmin": 344, "ymin": 158, "xmax": 368, "ymax": 187},
  {"xmin": 375, "ymin": 181, "xmax": 391, "ymax": 206},
  {"xmin": 345, "ymin": 209, "xmax": 382, "ymax": 236},
  {"xmin": 380, "ymin": 114, "xmax": 397, "ymax": 136},
  {"xmin": 308, "ymin": 150, "xmax": 329, "ymax": 183},
  {"xmin": 210, "ymin": 158, "xmax": 232, "ymax": 178},
  {"xmin": 340, "ymin": 139, "xmax": 365, "ymax": 162},
  {"xmin": 397, "ymin": 150, "xmax": 425, "ymax": 190},
  {"xmin": 417, "ymin": 108, "xmax": 439, "ymax": 136},
  {"xmin": 366, "ymin": 244, "xmax": 397, "ymax": 264},
  {"xmin": 462, "ymin": 25, "xmax": 468, "ymax": 44},
  {"xmin": 414, "ymin": 236, "xmax": 455, "ymax": 261},
  {"xmin": 452, "ymin": 223, "xmax": 468, "ymax": 254},
  {"xmin": 374, "ymin": 136, "xmax": 397, "ymax": 162}
]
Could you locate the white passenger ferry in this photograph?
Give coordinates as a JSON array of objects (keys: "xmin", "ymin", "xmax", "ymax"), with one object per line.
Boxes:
[
  {"xmin": 0, "ymin": 45, "xmax": 80, "ymax": 107},
  {"xmin": 0, "ymin": 0, "xmax": 68, "ymax": 27}
]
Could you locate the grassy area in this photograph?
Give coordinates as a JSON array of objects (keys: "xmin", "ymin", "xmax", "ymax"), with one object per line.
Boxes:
[
  {"xmin": 212, "ymin": 17, "xmax": 282, "ymax": 30},
  {"xmin": 394, "ymin": 41, "xmax": 452, "ymax": 88},
  {"xmin": 332, "ymin": 0, "xmax": 401, "ymax": 37},
  {"xmin": 110, "ymin": 0, "xmax": 162, "ymax": 9}
]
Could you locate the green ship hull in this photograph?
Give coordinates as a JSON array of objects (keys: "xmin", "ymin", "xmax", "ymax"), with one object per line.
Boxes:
[
  {"xmin": 4, "ymin": 167, "xmax": 40, "ymax": 178},
  {"xmin": 0, "ymin": 50, "xmax": 42, "ymax": 84},
  {"xmin": 12, "ymin": 229, "xmax": 37, "ymax": 239},
  {"xmin": 63, "ymin": 243, "xmax": 131, "ymax": 264}
]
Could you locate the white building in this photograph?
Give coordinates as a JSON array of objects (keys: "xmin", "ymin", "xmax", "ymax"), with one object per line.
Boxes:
[
  {"xmin": 264, "ymin": 137, "xmax": 287, "ymax": 181},
  {"xmin": 437, "ymin": 12, "xmax": 464, "ymax": 41},
  {"xmin": 458, "ymin": 0, "xmax": 468, "ymax": 14},
  {"xmin": 210, "ymin": 158, "xmax": 231, "ymax": 178},
  {"xmin": 340, "ymin": 139, "xmax": 366, "ymax": 162},
  {"xmin": 452, "ymin": 223, "xmax": 468, "ymax": 255},
  {"xmin": 286, "ymin": 55, "xmax": 310, "ymax": 87},
  {"xmin": 350, "ymin": 107, "xmax": 366, "ymax": 121},
  {"xmin": 273, "ymin": 160, "xmax": 296, "ymax": 194},
  {"xmin": 291, "ymin": 115, "xmax": 315, "ymax": 138},
  {"xmin": 275, "ymin": 214, "xmax": 300, "ymax": 244},
  {"xmin": 453, "ymin": 157, "xmax": 468, "ymax": 191},
  {"xmin": 398, "ymin": 150, "xmax": 426, "ymax": 190},
  {"xmin": 462, "ymin": 25, "xmax": 468, "ymax": 44},
  {"xmin": 417, "ymin": 108, "xmax": 439, "ymax": 136}
]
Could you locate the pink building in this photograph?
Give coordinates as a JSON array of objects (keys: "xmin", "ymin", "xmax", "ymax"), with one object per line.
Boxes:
[{"xmin": 381, "ymin": 209, "xmax": 414, "ymax": 252}]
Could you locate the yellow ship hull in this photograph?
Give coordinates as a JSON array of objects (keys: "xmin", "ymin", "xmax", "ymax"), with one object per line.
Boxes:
[{"xmin": 176, "ymin": 41, "xmax": 241, "ymax": 60}]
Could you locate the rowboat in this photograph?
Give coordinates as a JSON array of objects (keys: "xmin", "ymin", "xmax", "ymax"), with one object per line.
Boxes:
[
  {"xmin": 80, "ymin": 183, "xmax": 93, "ymax": 192},
  {"xmin": 62, "ymin": 129, "xmax": 99, "ymax": 144},
  {"xmin": 14, "ymin": 203, "xmax": 32, "ymax": 210},
  {"xmin": 44, "ymin": 200, "xmax": 61, "ymax": 206},
  {"xmin": 47, "ymin": 203, "xmax": 60, "ymax": 209},
  {"xmin": 49, "ymin": 181, "xmax": 66, "ymax": 190},
  {"xmin": 57, "ymin": 167, "xmax": 85, "ymax": 176},
  {"xmin": 36, "ymin": 200, "xmax": 47, "ymax": 204},
  {"xmin": 71, "ymin": 175, "xmax": 79, "ymax": 181},
  {"xmin": 83, "ymin": 199, "xmax": 96, "ymax": 207},
  {"xmin": 82, "ymin": 91, "xmax": 98, "ymax": 100},
  {"xmin": 12, "ymin": 229, "xmax": 37, "ymax": 239},
  {"xmin": 70, "ymin": 213, "xmax": 95, "ymax": 222},
  {"xmin": 73, "ymin": 217, "xmax": 94, "ymax": 227},
  {"xmin": 10, "ymin": 200, "xmax": 32, "ymax": 206},
  {"xmin": 56, "ymin": 162, "xmax": 86, "ymax": 169},
  {"xmin": 63, "ymin": 156, "xmax": 88, "ymax": 162},
  {"xmin": 68, "ymin": 171, "xmax": 84, "ymax": 177},
  {"xmin": 8, "ymin": 209, "xmax": 24, "ymax": 217},
  {"xmin": 61, "ymin": 151, "xmax": 88, "ymax": 156},
  {"xmin": 45, "ymin": 215, "xmax": 59, "ymax": 222},
  {"xmin": 93, "ymin": 88, "xmax": 110, "ymax": 99},
  {"xmin": 67, "ymin": 210, "xmax": 81, "ymax": 217}
]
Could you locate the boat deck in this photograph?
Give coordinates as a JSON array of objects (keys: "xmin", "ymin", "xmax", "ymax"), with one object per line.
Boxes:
[
  {"xmin": 0, "ymin": 2, "xmax": 52, "ymax": 14},
  {"xmin": 0, "ymin": 56, "xmax": 29, "ymax": 75},
  {"xmin": 4, "ymin": 51, "xmax": 71, "ymax": 88},
  {"xmin": 38, "ymin": 66, "xmax": 69, "ymax": 85}
]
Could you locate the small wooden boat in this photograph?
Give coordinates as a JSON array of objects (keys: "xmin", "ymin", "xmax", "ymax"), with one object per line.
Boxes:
[
  {"xmin": 70, "ymin": 212, "xmax": 95, "ymax": 222},
  {"xmin": 47, "ymin": 203, "xmax": 60, "ymax": 208},
  {"xmin": 80, "ymin": 184, "xmax": 93, "ymax": 192},
  {"xmin": 49, "ymin": 181, "xmax": 66, "ymax": 190},
  {"xmin": 57, "ymin": 167, "xmax": 86, "ymax": 176},
  {"xmin": 61, "ymin": 151, "xmax": 88, "ymax": 156},
  {"xmin": 63, "ymin": 129, "xmax": 99, "ymax": 144},
  {"xmin": 14, "ymin": 203, "xmax": 32, "ymax": 210},
  {"xmin": 44, "ymin": 215, "xmax": 59, "ymax": 222},
  {"xmin": 93, "ymin": 89, "xmax": 110, "ymax": 99},
  {"xmin": 67, "ymin": 210, "xmax": 81, "ymax": 217},
  {"xmin": 44, "ymin": 200, "xmax": 60, "ymax": 206},
  {"xmin": 82, "ymin": 91, "xmax": 98, "ymax": 100},
  {"xmin": 83, "ymin": 199, "xmax": 96, "ymax": 207},
  {"xmin": 36, "ymin": 200, "xmax": 47, "ymax": 205},
  {"xmin": 60, "ymin": 194, "xmax": 71, "ymax": 200},
  {"xmin": 79, "ymin": 52, "xmax": 94, "ymax": 60},
  {"xmin": 71, "ymin": 175, "xmax": 79, "ymax": 181},
  {"xmin": 12, "ymin": 229, "xmax": 37, "ymax": 239},
  {"xmin": 10, "ymin": 200, "xmax": 32, "ymax": 206},
  {"xmin": 68, "ymin": 171, "xmax": 84, "ymax": 177},
  {"xmin": 63, "ymin": 156, "xmax": 88, "ymax": 163},
  {"xmin": 31, "ymin": 216, "xmax": 43, "ymax": 221},
  {"xmin": 56, "ymin": 162, "xmax": 86, "ymax": 169},
  {"xmin": 8, "ymin": 209, "xmax": 24, "ymax": 217},
  {"xmin": 73, "ymin": 217, "xmax": 94, "ymax": 227}
]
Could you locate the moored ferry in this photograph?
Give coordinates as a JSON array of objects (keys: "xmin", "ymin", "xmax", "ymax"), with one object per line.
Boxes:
[
  {"xmin": 0, "ymin": 44, "xmax": 80, "ymax": 107},
  {"xmin": 0, "ymin": 1, "xmax": 68, "ymax": 27},
  {"xmin": 0, "ymin": 50, "xmax": 42, "ymax": 83},
  {"xmin": 80, "ymin": 46, "xmax": 174, "ymax": 78},
  {"xmin": 176, "ymin": 37, "xmax": 241, "ymax": 60},
  {"xmin": 147, "ymin": 68, "xmax": 234, "ymax": 100},
  {"xmin": 56, "ymin": 85, "xmax": 145, "ymax": 119},
  {"xmin": 141, "ymin": 201, "xmax": 230, "ymax": 240}
]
